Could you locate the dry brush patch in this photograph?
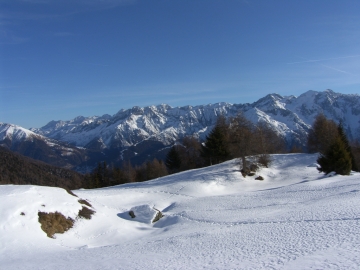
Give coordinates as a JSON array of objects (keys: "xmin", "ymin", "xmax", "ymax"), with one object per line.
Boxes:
[
  {"xmin": 78, "ymin": 206, "xmax": 95, "ymax": 220},
  {"xmin": 65, "ymin": 189, "xmax": 78, "ymax": 197},
  {"xmin": 37, "ymin": 194, "xmax": 95, "ymax": 238},
  {"xmin": 38, "ymin": 211, "xmax": 74, "ymax": 238},
  {"xmin": 78, "ymin": 199, "xmax": 92, "ymax": 207}
]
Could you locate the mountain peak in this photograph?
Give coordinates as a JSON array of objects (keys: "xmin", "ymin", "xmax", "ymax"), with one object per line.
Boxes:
[{"xmin": 0, "ymin": 122, "xmax": 37, "ymax": 142}]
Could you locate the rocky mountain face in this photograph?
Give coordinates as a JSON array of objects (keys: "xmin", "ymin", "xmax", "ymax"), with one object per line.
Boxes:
[
  {"xmin": 2, "ymin": 89, "xmax": 360, "ymax": 172},
  {"xmin": 31, "ymin": 89, "xmax": 360, "ymax": 148}
]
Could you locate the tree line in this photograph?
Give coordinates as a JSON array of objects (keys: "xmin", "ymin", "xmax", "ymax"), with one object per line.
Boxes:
[
  {"xmin": 84, "ymin": 158, "xmax": 169, "ymax": 189},
  {"xmin": 86, "ymin": 112, "xmax": 287, "ymax": 188},
  {"xmin": 0, "ymin": 146, "xmax": 85, "ymax": 190},
  {"xmin": 2, "ymin": 112, "xmax": 357, "ymax": 191},
  {"xmin": 11, "ymin": 111, "xmax": 353, "ymax": 190}
]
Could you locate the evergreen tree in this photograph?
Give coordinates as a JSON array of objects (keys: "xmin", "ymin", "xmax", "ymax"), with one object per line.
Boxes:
[
  {"xmin": 92, "ymin": 161, "xmax": 107, "ymax": 188},
  {"xmin": 317, "ymin": 135, "xmax": 352, "ymax": 175},
  {"xmin": 178, "ymin": 136, "xmax": 204, "ymax": 170},
  {"xmin": 165, "ymin": 146, "xmax": 182, "ymax": 173},
  {"xmin": 351, "ymin": 140, "xmax": 360, "ymax": 173},
  {"xmin": 201, "ymin": 125, "xmax": 230, "ymax": 165},
  {"xmin": 337, "ymin": 123, "xmax": 358, "ymax": 171}
]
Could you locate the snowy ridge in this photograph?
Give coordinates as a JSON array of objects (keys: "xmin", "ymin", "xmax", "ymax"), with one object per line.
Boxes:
[
  {"xmin": 0, "ymin": 122, "xmax": 89, "ymax": 169},
  {"xmin": 0, "ymin": 122, "xmax": 40, "ymax": 143},
  {"xmin": 1, "ymin": 153, "xmax": 360, "ymax": 269},
  {"xmin": 0, "ymin": 122, "xmax": 74, "ymax": 153},
  {"xmin": 31, "ymin": 89, "xmax": 360, "ymax": 149}
]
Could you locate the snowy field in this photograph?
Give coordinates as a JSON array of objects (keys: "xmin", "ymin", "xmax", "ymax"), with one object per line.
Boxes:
[{"xmin": 1, "ymin": 153, "xmax": 360, "ymax": 269}]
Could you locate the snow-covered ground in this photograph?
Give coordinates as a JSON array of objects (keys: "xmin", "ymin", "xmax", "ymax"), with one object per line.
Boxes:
[{"xmin": 1, "ymin": 154, "xmax": 360, "ymax": 269}]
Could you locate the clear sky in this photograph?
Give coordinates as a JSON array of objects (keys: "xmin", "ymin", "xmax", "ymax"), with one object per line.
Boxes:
[{"xmin": 1, "ymin": 0, "xmax": 360, "ymax": 129}]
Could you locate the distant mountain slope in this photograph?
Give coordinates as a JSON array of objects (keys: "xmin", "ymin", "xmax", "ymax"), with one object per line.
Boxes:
[
  {"xmin": 0, "ymin": 146, "xmax": 85, "ymax": 189},
  {"xmin": 0, "ymin": 123, "xmax": 88, "ymax": 169},
  {"xmin": 31, "ymin": 89, "xmax": 360, "ymax": 149}
]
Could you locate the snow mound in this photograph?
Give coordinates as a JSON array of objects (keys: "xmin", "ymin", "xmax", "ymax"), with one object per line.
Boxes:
[{"xmin": 118, "ymin": 204, "xmax": 158, "ymax": 224}]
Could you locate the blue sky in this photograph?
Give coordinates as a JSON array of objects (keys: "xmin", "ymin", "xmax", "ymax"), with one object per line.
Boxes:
[{"xmin": 1, "ymin": 0, "xmax": 360, "ymax": 128}]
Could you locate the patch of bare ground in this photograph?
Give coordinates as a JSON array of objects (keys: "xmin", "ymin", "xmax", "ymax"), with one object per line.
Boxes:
[{"xmin": 38, "ymin": 211, "xmax": 74, "ymax": 238}]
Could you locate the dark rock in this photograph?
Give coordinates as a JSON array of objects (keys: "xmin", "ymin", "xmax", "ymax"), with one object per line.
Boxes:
[{"xmin": 129, "ymin": 210, "xmax": 136, "ymax": 218}]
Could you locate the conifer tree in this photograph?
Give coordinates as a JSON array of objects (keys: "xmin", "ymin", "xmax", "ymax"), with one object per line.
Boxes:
[
  {"xmin": 351, "ymin": 140, "xmax": 360, "ymax": 172},
  {"xmin": 317, "ymin": 135, "xmax": 352, "ymax": 175},
  {"xmin": 165, "ymin": 146, "xmax": 182, "ymax": 173},
  {"xmin": 201, "ymin": 125, "xmax": 230, "ymax": 165},
  {"xmin": 178, "ymin": 136, "xmax": 204, "ymax": 170},
  {"xmin": 337, "ymin": 123, "xmax": 358, "ymax": 171}
]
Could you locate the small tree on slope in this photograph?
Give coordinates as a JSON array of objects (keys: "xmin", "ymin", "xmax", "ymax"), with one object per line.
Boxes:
[
  {"xmin": 165, "ymin": 146, "xmax": 182, "ymax": 173},
  {"xmin": 337, "ymin": 123, "xmax": 358, "ymax": 172},
  {"xmin": 317, "ymin": 135, "xmax": 352, "ymax": 175},
  {"xmin": 201, "ymin": 125, "xmax": 230, "ymax": 165}
]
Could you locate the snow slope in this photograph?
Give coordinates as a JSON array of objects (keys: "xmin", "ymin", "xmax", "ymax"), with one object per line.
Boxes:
[{"xmin": 1, "ymin": 153, "xmax": 360, "ymax": 269}]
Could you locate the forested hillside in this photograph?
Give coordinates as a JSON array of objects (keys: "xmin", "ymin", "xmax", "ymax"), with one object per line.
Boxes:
[{"xmin": 0, "ymin": 146, "xmax": 85, "ymax": 190}]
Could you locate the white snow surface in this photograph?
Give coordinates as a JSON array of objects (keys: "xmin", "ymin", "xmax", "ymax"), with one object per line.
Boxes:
[{"xmin": 1, "ymin": 153, "xmax": 360, "ymax": 269}]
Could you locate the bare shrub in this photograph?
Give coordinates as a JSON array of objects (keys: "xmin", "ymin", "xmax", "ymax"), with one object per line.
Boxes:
[
  {"xmin": 257, "ymin": 154, "xmax": 271, "ymax": 168},
  {"xmin": 38, "ymin": 211, "xmax": 74, "ymax": 238},
  {"xmin": 20, "ymin": 212, "xmax": 25, "ymax": 216},
  {"xmin": 255, "ymin": 176, "xmax": 264, "ymax": 180},
  {"xmin": 307, "ymin": 113, "xmax": 338, "ymax": 153},
  {"xmin": 78, "ymin": 206, "xmax": 95, "ymax": 220}
]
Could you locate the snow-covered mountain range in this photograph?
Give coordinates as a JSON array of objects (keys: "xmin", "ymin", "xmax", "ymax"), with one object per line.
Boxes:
[
  {"xmin": 31, "ymin": 89, "xmax": 360, "ymax": 149},
  {"xmin": 2, "ymin": 89, "xmax": 360, "ymax": 171}
]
